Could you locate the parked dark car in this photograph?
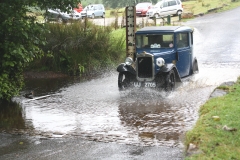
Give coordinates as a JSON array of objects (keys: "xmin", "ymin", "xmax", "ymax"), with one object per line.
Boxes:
[
  {"xmin": 135, "ymin": 2, "xmax": 152, "ymax": 17},
  {"xmin": 45, "ymin": 9, "xmax": 82, "ymax": 23},
  {"xmin": 117, "ymin": 26, "xmax": 199, "ymax": 91}
]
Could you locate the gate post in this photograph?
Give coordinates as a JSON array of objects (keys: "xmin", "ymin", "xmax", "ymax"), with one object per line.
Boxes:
[{"xmin": 167, "ymin": 15, "xmax": 171, "ymax": 25}]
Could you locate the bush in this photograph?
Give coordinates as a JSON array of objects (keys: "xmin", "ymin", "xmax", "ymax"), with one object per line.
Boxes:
[{"xmin": 29, "ymin": 20, "xmax": 126, "ymax": 76}]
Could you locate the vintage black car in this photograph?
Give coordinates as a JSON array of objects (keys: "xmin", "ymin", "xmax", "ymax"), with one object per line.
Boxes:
[{"xmin": 117, "ymin": 26, "xmax": 199, "ymax": 91}]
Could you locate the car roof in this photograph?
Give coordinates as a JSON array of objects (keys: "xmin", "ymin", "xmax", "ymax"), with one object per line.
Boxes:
[
  {"xmin": 136, "ymin": 26, "xmax": 193, "ymax": 34},
  {"xmin": 89, "ymin": 4, "xmax": 104, "ymax": 6}
]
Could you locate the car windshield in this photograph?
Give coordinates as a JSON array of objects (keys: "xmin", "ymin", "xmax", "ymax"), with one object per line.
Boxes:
[
  {"xmin": 136, "ymin": 3, "xmax": 150, "ymax": 9},
  {"xmin": 151, "ymin": 6, "xmax": 158, "ymax": 9},
  {"xmin": 153, "ymin": 1, "xmax": 162, "ymax": 8},
  {"xmin": 136, "ymin": 34, "xmax": 174, "ymax": 49}
]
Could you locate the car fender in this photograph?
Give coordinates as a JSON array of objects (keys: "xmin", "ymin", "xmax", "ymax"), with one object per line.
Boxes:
[
  {"xmin": 117, "ymin": 63, "xmax": 136, "ymax": 75},
  {"xmin": 160, "ymin": 63, "xmax": 182, "ymax": 82}
]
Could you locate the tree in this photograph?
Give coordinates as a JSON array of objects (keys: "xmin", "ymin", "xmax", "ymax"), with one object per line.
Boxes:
[{"xmin": 0, "ymin": 0, "xmax": 78, "ymax": 101}]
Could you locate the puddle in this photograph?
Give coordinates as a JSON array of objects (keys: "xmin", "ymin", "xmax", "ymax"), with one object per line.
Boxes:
[{"xmin": 1, "ymin": 64, "xmax": 239, "ymax": 148}]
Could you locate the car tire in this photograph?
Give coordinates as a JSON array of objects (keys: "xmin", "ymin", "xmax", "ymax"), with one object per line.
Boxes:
[
  {"xmin": 102, "ymin": 13, "xmax": 105, "ymax": 18},
  {"xmin": 91, "ymin": 14, "xmax": 95, "ymax": 19},
  {"xmin": 176, "ymin": 10, "xmax": 182, "ymax": 16},
  {"xmin": 164, "ymin": 70, "xmax": 175, "ymax": 92},
  {"xmin": 154, "ymin": 13, "xmax": 159, "ymax": 19},
  {"xmin": 118, "ymin": 72, "xmax": 130, "ymax": 91}
]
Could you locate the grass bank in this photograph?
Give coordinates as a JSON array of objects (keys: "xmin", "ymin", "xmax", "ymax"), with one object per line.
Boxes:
[
  {"xmin": 185, "ymin": 77, "xmax": 240, "ymax": 159},
  {"xmin": 183, "ymin": 0, "xmax": 240, "ymax": 15}
]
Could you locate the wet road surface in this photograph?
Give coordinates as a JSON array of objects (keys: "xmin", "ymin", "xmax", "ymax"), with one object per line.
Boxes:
[{"xmin": 1, "ymin": 6, "xmax": 240, "ymax": 160}]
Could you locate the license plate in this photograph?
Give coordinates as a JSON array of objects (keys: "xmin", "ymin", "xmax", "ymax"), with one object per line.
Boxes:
[
  {"xmin": 133, "ymin": 82, "xmax": 156, "ymax": 88},
  {"xmin": 144, "ymin": 82, "xmax": 156, "ymax": 87}
]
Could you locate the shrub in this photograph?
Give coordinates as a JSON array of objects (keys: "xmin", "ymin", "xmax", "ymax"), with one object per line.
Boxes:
[{"xmin": 29, "ymin": 20, "xmax": 126, "ymax": 76}]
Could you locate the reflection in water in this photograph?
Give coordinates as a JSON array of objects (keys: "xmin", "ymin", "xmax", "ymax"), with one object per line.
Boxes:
[
  {"xmin": 118, "ymin": 89, "xmax": 188, "ymax": 147},
  {"xmin": 119, "ymin": 100, "xmax": 182, "ymax": 144},
  {"xmin": 23, "ymin": 77, "xmax": 75, "ymax": 97},
  {"xmin": 0, "ymin": 101, "xmax": 25, "ymax": 131}
]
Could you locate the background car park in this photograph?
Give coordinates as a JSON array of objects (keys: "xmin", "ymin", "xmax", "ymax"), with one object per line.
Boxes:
[
  {"xmin": 135, "ymin": 2, "xmax": 152, "ymax": 17},
  {"xmin": 45, "ymin": 9, "xmax": 82, "ymax": 23},
  {"xmin": 81, "ymin": 4, "xmax": 105, "ymax": 19},
  {"xmin": 146, "ymin": 0, "xmax": 183, "ymax": 18}
]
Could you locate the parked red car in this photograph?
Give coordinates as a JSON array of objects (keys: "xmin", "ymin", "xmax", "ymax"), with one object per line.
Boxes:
[
  {"xmin": 136, "ymin": 2, "xmax": 152, "ymax": 17},
  {"xmin": 74, "ymin": 3, "xmax": 83, "ymax": 13}
]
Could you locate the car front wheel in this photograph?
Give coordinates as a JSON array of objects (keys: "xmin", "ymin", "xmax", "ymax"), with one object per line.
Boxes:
[
  {"xmin": 118, "ymin": 72, "xmax": 130, "ymax": 91},
  {"xmin": 176, "ymin": 10, "xmax": 182, "ymax": 16},
  {"xmin": 102, "ymin": 13, "xmax": 105, "ymax": 18},
  {"xmin": 154, "ymin": 13, "xmax": 159, "ymax": 19},
  {"xmin": 164, "ymin": 70, "xmax": 176, "ymax": 92}
]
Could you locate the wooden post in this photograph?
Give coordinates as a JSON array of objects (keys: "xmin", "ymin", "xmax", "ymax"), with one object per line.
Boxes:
[{"xmin": 125, "ymin": 6, "xmax": 136, "ymax": 59}]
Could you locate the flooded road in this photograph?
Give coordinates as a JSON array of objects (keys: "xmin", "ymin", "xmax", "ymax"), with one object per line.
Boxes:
[{"xmin": 1, "ymin": 7, "xmax": 240, "ymax": 159}]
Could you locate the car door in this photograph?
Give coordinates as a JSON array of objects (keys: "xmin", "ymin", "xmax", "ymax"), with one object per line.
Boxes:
[
  {"xmin": 160, "ymin": 0, "xmax": 169, "ymax": 16},
  {"xmin": 95, "ymin": 5, "xmax": 101, "ymax": 17},
  {"xmin": 98, "ymin": 5, "xmax": 103, "ymax": 17},
  {"xmin": 175, "ymin": 32, "xmax": 191, "ymax": 77},
  {"xmin": 167, "ymin": 0, "xmax": 178, "ymax": 15}
]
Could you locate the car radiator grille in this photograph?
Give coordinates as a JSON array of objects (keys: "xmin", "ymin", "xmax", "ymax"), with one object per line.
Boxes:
[{"xmin": 137, "ymin": 57, "xmax": 153, "ymax": 78}]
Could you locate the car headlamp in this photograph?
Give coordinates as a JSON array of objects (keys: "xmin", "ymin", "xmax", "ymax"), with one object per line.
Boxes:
[
  {"xmin": 125, "ymin": 57, "xmax": 133, "ymax": 65},
  {"xmin": 156, "ymin": 57, "xmax": 165, "ymax": 67}
]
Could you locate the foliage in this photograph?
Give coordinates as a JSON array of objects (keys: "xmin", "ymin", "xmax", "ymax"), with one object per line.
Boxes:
[
  {"xmin": 81, "ymin": 0, "xmax": 103, "ymax": 7},
  {"xmin": 0, "ymin": 0, "xmax": 78, "ymax": 101},
  {"xmin": 185, "ymin": 78, "xmax": 240, "ymax": 159},
  {"xmin": 29, "ymin": 21, "xmax": 126, "ymax": 76}
]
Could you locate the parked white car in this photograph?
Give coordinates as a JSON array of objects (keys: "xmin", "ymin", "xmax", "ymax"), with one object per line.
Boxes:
[
  {"xmin": 146, "ymin": 0, "xmax": 183, "ymax": 18},
  {"xmin": 81, "ymin": 4, "xmax": 105, "ymax": 19}
]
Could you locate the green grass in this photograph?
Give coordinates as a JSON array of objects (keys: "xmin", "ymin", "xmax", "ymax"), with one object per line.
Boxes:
[
  {"xmin": 185, "ymin": 77, "xmax": 240, "ymax": 159},
  {"xmin": 182, "ymin": 0, "xmax": 240, "ymax": 15}
]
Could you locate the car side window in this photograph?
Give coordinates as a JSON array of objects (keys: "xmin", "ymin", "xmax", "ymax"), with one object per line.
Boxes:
[
  {"xmin": 163, "ymin": 2, "xmax": 168, "ymax": 7},
  {"xmin": 168, "ymin": 1, "xmax": 177, "ymax": 6},
  {"xmin": 177, "ymin": 33, "xmax": 189, "ymax": 48}
]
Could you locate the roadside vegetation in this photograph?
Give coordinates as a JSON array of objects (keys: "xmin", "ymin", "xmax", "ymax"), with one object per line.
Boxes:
[
  {"xmin": 27, "ymin": 21, "xmax": 126, "ymax": 77},
  {"xmin": 182, "ymin": 0, "xmax": 240, "ymax": 14},
  {"xmin": 185, "ymin": 77, "xmax": 240, "ymax": 159}
]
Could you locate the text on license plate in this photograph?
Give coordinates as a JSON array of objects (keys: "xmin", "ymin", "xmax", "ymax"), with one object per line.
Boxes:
[{"xmin": 133, "ymin": 82, "xmax": 156, "ymax": 87}]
